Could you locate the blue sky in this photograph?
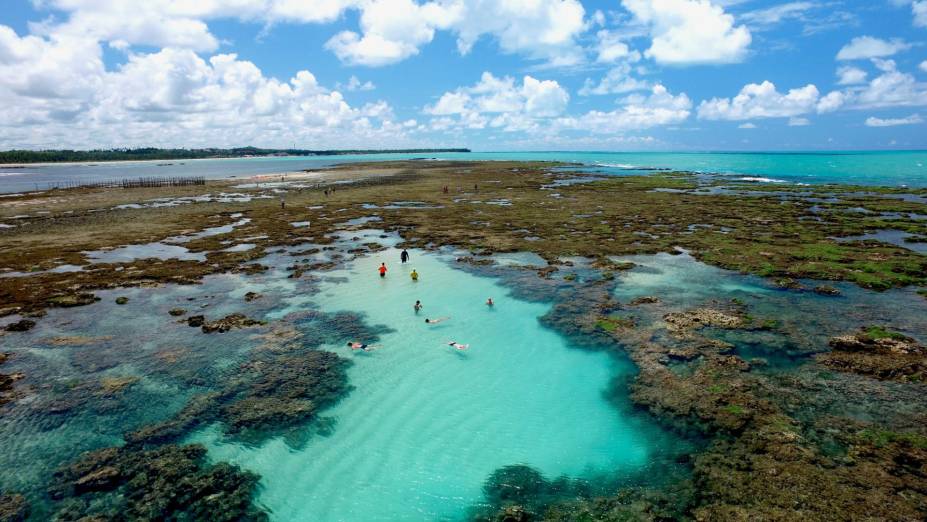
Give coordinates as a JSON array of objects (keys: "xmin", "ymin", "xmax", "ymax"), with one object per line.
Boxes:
[{"xmin": 1, "ymin": 0, "xmax": 926, "ymax": 151}]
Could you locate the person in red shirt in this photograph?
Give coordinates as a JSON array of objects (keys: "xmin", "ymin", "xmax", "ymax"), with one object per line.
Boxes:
[{"xmin": 378, "ymin": 263, "xmax": 387, "ymax": 278}]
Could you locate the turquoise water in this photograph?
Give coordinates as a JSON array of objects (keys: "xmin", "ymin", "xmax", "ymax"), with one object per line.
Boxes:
[
  {"xmin": 3, "ymin": 150, "xmax": 927, "ymax": 193},
  {"xmin": 189, "ymin": 249, "xmax": 659, "ymax": 521}
]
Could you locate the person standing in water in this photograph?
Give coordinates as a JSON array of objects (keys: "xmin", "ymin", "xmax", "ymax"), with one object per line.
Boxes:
[
  {"xmin": 378, "ymin": 263, "xmax": 387, "ymax": 278},
  {"xmin": 486, "ymin": 297, "xmax": 494, "ymax": 307},
  {"xmin": 410, "ymin": 269, "xmax": 419, "ymax": 281},
  {"xmin": 400, "ymin": 249, "xmax": 410, "ymax": 263},
  {"xmin": 414, "ymin": 300, "xmax": 422, "ymax": 313}
]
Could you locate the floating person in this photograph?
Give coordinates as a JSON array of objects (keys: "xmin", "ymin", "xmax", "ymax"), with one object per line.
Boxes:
[
  {"xmin": 447, "ymin": 340, "xmax": 469, "ymax": 350},
  {"xmin": 486, "ymin": 297, "xmax": 494, "ymax": 307},
  {"xmin": 347, "ymin": 341, "xmax": 381, "ymax": 352},
  {"xmin": 410, "ymin": 269, "xmax": 419, "ymax": 281},
  {"xmin": 378, "ymin": 263, "xmax": 388, "ymax": 278},
  {"xmin": 425, "ymin": 317, "xmax": 450, "ymax": 324},
  {"xmin": 400, "ymin": 249, "xmax": 410, "ymax": 263},
  {"xmin": 414, "ymin": 300, "xmax": 423, "ymax": 313}
]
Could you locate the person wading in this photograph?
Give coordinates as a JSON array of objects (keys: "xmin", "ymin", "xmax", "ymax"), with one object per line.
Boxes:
[
  {"xmin": 378, "ymin": 263, "xmax": 388, "ymax": 278},
  {"xmin": 400, "ymin": 249, "xmax": 410, "ymax": 263}
]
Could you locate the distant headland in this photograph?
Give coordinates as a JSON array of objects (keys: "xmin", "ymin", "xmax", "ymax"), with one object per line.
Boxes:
[{"xmin": 0, "ymin": 147, "xmax": 471, "ymax": 164}]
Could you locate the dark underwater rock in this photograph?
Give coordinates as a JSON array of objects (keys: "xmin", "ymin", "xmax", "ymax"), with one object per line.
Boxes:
[
  {"xmin": 0, "ymin": 493, "xmax": 29, "ymax": 521},
  {"xmin": 49, "ymin": 444, "xmax": 266, "ymax": 521},
  {"xmin": 629, "ymin": 295, "xmax": 661, "ymax": 305},
  {"xmin": 169, "ymin": 308, "xmax": 187, "ymax": 316},
  {"xmin": 3, "ymin": 319, "xmax": 35, "ymax": 332},
  {"xmin": 186, "ymin": 315, "xmax": 205, "ymax": 327},
  {"xmin": 244, "ymin": 291, "xmax": 262, "ymax": 302},
  {"xmin": 114, "ymin": 297, "xmax": 129, "ymax": 305},
  {"xmin": 201, "ymin": 313, "xmax": 265, "ymax": 333}
]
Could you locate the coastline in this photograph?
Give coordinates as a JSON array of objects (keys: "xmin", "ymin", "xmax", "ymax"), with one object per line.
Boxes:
[{"xmin": 1, "ymin": 160, "xmax": 926, "ymax": 520}]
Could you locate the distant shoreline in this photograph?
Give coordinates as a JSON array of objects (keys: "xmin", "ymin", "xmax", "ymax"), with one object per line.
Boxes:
[{"xmin": 0, "ymin": 148, "xmax": 471, "ymax": 166}]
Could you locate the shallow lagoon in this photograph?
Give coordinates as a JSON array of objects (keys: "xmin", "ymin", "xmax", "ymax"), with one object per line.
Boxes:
[{"xmin": 191, "ymin": 249, "xmax": 669, "ymax": 521}]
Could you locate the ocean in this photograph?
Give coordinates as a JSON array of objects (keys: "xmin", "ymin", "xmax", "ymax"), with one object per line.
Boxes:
[{"xmin": 1, "ymin": 151, "xmax": 926, "ymax": 194}]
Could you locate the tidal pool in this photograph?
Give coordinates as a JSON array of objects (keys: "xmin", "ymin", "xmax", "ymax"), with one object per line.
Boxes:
[{"xmin": 190, "ymin": 249, "xmax": 667, "ymax": 521}]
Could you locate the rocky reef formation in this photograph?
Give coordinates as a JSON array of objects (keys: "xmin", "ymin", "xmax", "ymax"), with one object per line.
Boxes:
[
  {"xmin": 48, "ymin": 444, "xmax": 266, "ymax": 521},
  {"xmin": 0, "ymin": 493, "xmax": 29, "ymax": 521},
  {"xmin": 818, "ymin": 326, "xmax": 926, "ymax": 381},
  {"xmin": 2, "ymin": 319, "xmax": 35, "ymax": 332}
]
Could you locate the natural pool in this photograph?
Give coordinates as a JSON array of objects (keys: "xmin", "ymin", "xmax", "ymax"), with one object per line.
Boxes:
[{"xmin": 190, "ymin": 249, "xmax": 675, "ymax": 521}]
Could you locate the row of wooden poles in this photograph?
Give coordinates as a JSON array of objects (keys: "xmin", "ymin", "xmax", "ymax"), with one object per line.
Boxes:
[{"xmin": 40, "ymin": 176, "xmax": 206, "ymax": 190}]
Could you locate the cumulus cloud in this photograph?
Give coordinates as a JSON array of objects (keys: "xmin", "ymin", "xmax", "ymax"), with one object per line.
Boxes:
[
  {"xmin": 324, "ymin": 0, "xmax": 588, "ymax": 67},
  {"xmin": 836, "ymin": 36, "xmax": 912, "ymax": 60},
  {"xmin": 836, "ymin": 65, "xmax": 867, "ymax": 85},
  {"xmin": 865, "ymin": 114, "xmax": 923, "ymax": 126},
  {"xmin": 593, "ymin": 30, "xmax": 641, "ymax": 64},
  {"xmin": 578, "ymin": 62, "xmax": 650, "ymax": 96},
  {"xmin": 425, "ymin": 72, "xmax": 570, "ymax": 133},
  {"xmin": 920, "ymin": 60, "xmax": 927, "ymax": 72},
  {"xmin": 30, "ymin": 0, "xmax": 588, "ymax": 68},
  {"xmin": 622, "ymin": 0, "xmax": 752, "ymax": 65},
  {"xmin": 558, "ymin": 84, "xmax": 692, "ymax": 133},
  {"xmin": 0, "ymin": 26, "xmax": 409, "ymax": 149},
  {"xmin": 697, "ymin": 81, "xmax": 827, "ymax": 120}
]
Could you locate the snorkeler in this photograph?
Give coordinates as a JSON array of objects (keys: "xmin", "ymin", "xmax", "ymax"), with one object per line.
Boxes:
[
  {"xmin": 378, "ymin": 263, "xmax": 387, "ymax": 278},
  {"xmin": 414, "ymin": 300, "xmax": 423, "ymax": 313},
  {"xmin": 410, "ymin": 269, "xmax": 419, "ymax": 281},
  {"xmin": 447, "ymin": 341, "xmax": 469, "ymax": 350},
  {"xmin": 347, "ymin": 341, "xmax": 381, "ymax": 352},
  {"xmin": 486, "ymin": 297, "xmax": 494, "ymax": 307},
  {"xmin": 425, "ymin": 317, "xmax": 450, "ymax": 324}
]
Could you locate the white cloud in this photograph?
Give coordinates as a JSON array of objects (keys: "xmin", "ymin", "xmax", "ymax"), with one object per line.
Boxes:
[
  {"xmin": 836, "ymin": 65, "xmax": 867, "ymax": 85},
  {"xmin": 339, "ymin": 75, "xmax": 376, "ymax": 92},
  {"xmin": 836, "ymin": 36, "xmax": 912, "ymax": 61},
  {"xmin": 425, "ymin": 72, "xmax": 569, "ymax": 132},
  {"xmin": 865, "ymin": 114, "xmax": 923, "ymax": 126},
  {"xmin": 920, "ymin": 60, "xmax": 927, "ymax": 72},
  {"xmin": 593, "ymin": 30, "xmax": 641, "ymax": 64},
  {"xmin": 788, "ymin": 117, "xmax": 810, "ymax": 126},
  {"xmin": 697, "ymin": 81, "xmax": 824, "ymax": 120},
  {"xmin": 816, "ymin": 91, "xmax": 845, "ymax": 113},
  {"xmin": 622, "ymin": 0, "xmax": 751, "ymax": 65},
  {"xmin": 558, "ymin": 84, "xmax": 691, "ymax": 133},
  {"xmin": 0, "ymin": 26, "xmax": 411, "ymax": 149},
  {"xmin": 741, "ymin": 2, "xmax": 814, "ymax": 26},
  {"xmin": 578, "ymin": 62, "xmax": 650, "ymax": 96},
  {"xmin": 846, "ymin": 60, "xmax": 927, "ymax": 109},
  {"xmin": 30, "ymin": 0, "xmax": 588, "ymax": 68},
  {"xmin": 738, "ymin": 122, "xmax": 757, "ymax": 129},
  {"xmin": 915, "ymin": 1, "xmax": 927, "ymax": 27}
]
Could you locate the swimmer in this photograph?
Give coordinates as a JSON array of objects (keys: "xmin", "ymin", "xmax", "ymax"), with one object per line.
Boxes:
[
  {"xmin": 410, "ymin": 269, "xmax": 419, "ymax": 281},
  {"xmin": 378, "ymin": 263, "xmax": 387, "ymax": 278},
  {"xmin": 486, "ymin": 297, "xmax": 494, "ymax": 307},
  {"xmin": 447, "ymin": 341, "xmax": 469, "ymax": 350},
  {"xmin": 414, "ymin": 300, "xmax": 423, "ymax": 313},
  {"xmin": 347, "ymin": 341, "xmax": 381, "ymax": 352},
  {"xmin": 425, "ymin": 317, "xmax": 450, "ymax": 324}
]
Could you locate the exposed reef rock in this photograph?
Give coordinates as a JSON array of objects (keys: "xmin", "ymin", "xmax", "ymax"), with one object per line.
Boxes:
[
  {"xmin": 629, "ymin": 296, "xmax": 661, "ymax": 306},
  {"xmin": 114, "ymin": 296, "xmax": 129, "ymax": 305},
  {"xmin": 47, "ymin": 293, "xmax": 100, "ymax": 308},
  {"xmin": 818, "ymin": 327, "xmax": 926, "ymax": 381},
  {"xmin": 168, "ymin": 308, "xmax": 186, "ymax": 316},
  {"xmin": 3, "ymin": 319, "xmax": 35, "ymax": 332},
  {"xmin": 48, "ymin": 444, "xmax": 266, "ymax": 521},
  {"xmin": 244, "ymin": 291, "xmax": 262, "ymax": 302},
  {"xmin": 664, "ymin": 308, "xmax": 747, "ymax": 335}
]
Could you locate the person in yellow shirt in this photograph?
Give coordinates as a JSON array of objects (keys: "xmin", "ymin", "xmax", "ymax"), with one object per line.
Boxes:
[{"xmin": 410, "ymin": 269, "xmax": 419, "ymax": 281}]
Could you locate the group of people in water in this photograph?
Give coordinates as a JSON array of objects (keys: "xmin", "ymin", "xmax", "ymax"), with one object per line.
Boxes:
[{"xmin": 349, "ymin": 248, "xmax": 494, "ymax": 353}]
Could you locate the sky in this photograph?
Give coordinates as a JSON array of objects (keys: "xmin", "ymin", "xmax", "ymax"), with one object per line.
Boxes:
[{"xmin": 1, "ymin": 1, "xmax": 926, "ymax": 151}]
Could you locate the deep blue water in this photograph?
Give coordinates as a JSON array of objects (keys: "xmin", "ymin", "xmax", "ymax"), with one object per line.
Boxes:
[{"xmin": 2, "ymin": 151, "xmax": 927, "ymax": 193}]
